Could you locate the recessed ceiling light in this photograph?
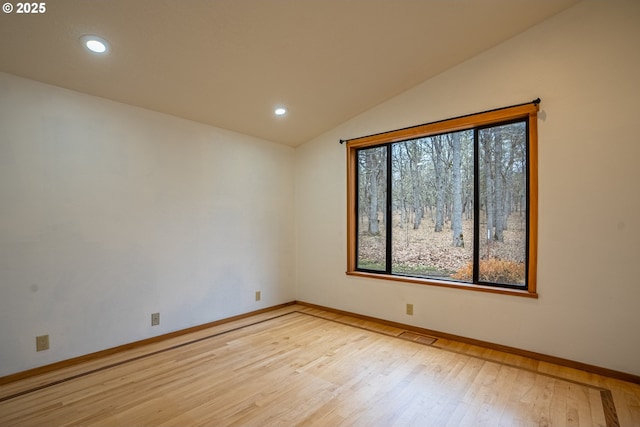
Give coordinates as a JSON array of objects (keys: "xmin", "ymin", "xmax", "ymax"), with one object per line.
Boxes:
[
  {"xmin": 274, "ymin": 107, "xmax": 287, "ymax": 116},
  {"xmin": 81, "ymin": 35, "xmax": 110, "ymax": 54}
]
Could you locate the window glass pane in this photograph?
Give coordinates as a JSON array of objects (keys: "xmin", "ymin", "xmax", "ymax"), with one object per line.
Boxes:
[
  {"xmin": 357, "ymin": 146, "xmax": 387, "ymax": 271},
  {"xmin": 478, "ymin": 122, "xmax": 527, "ymax": 286},
  {"xmin": 391, "ymin": 131, "xmax": 474, "ymax": 281}
]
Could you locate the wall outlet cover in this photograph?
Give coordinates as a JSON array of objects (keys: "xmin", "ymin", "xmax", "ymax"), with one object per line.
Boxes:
[{"xmin": 36, "ymin": 334, "xmax": 49, "ymax": 351}]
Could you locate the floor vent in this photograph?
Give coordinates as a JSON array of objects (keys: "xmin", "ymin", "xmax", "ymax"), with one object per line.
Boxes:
[{"xmin": 399, "ymin": 331, "xmax": 437, "ymax": 345}]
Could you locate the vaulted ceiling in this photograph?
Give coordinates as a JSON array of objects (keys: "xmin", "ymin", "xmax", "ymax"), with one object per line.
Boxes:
[{"xmin": 0, "ymin": 0, "xmax": 579, "ymax": 146}]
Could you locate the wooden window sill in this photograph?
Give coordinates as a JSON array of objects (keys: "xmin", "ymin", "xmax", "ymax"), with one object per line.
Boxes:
[{"xmin": 346, "ymin": 270, "xmax": 538, "ymax": 299}]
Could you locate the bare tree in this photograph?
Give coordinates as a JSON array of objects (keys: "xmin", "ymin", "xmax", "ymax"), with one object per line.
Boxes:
[
  {"xmin": 403, "ymin": 142, "xmax": 424, "ymax": 230},
  {"xmin": 361, "ymin": 149, "xmax": 384, "ymax": 235},
  {"xmin": 494, "ymin": 129, "xmax": 505, "ymax": 242},
  {"xmin": 482, "ymin": 132, "xmax": 495, "ymax": 241},
  {"xmin": 433, "ymin": 136, "xmax": 445, "ymax": 232},
  {"xmin": 451, "ymin": 132, "xmax": 464, "ymax": 247}
]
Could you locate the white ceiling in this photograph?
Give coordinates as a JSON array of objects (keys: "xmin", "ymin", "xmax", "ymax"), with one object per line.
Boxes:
[{"xmin": 0, "ymin": 0, "xmax": 579, "ymax": 146}]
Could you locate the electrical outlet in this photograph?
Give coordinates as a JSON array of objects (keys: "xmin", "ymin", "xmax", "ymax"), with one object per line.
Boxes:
[
  {"xmin": 255, "ymin": 291, "xmax": 261, "ymax": 301},
  {"xmin": 406, "ymin": 304, "xmax": 414, "ymax": 316},
  {"xmin": 36, "ymin": 335, "xmax": 49, "ymax": 351},
  {"xmin": 151, "ymin": 312, "xmax": 160, "ymax": 326}
]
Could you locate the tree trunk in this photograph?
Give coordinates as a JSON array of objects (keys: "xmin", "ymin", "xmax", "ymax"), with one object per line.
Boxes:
[
  {"xmin": 366, "ymin": 150, "xmax": 380, "ymax": 235},
  {"xmin": 434, "ymin": 137, "xmax": 445, "ymax": 232},
  {"xmin": 502, "ymin": 136, "xmax": 517, "ymax": 231},
  {"xmin": 494, "ymin": 132, "xmax": 505, "ymax": 242},
  {"xmin": 451, "ymin": 133, "xmax": 464, "ymax": 247},
  {"xmin": 483, "ymin": 135, "xmax": 495, "ymax": 241},
  {"xmin": 404, "ymin": 143, "xmax": 423, "ymax": 230}
]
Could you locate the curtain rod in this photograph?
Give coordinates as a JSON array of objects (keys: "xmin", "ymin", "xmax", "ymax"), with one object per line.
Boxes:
[{"xmin": 339, "ymin": 98, "xmax": 540, "ymax": 145}]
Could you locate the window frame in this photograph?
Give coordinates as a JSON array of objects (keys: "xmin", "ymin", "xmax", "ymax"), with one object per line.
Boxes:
[{"xmin": 346, "ymin": 102, "xmax": 539, "ymax": 298}]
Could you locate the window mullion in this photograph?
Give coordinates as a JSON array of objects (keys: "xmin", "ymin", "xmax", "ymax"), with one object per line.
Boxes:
[
  {"xmin": 385, "ymin": 144, "xmax": 393, "ymax": 274},
  {"xmin": 473, "ymin": 129, "xmax": 480, "ymax": 284},
  {"xmin": 524, "ymin": 117, "xmax": 530, "ymax": 288}
]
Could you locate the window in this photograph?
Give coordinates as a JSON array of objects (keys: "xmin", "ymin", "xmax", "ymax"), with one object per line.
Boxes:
[{"xmin": 346, "ymin": 101, "xmax": 539, "ymax": 297}]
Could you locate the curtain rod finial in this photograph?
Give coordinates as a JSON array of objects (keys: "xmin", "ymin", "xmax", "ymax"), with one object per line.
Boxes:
[
  {"xmin": 340, "ymin": 139, "xmax": 346, "ymax": 144},
  {"xmin": 533, "ymin": 98, "xmax": 541, "ymax": 105}
]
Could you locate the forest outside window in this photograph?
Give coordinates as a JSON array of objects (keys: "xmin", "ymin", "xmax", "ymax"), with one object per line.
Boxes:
[{"xmin": 346, "ymin": 101, "xmax": 539, "ymax": 297}]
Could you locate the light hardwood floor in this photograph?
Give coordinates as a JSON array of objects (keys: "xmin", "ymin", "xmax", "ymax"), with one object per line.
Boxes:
[{"xmin": 1, "ymin": 304, "xmax": 638, "ymax": 426}]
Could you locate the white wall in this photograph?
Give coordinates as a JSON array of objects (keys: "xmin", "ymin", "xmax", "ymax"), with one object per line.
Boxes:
[
  {"xmin": 296, "ymin": 0, "xmax": 640, "ymax": 376},
  {"xmin": 0, "ymin": 73, "xmax": 295, "ymax": 376}
]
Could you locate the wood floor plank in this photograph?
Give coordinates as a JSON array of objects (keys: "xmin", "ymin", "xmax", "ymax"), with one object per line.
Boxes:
[{"xmin": 0, "ymin": 307, "xmax": 636, "ymax": 426}]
